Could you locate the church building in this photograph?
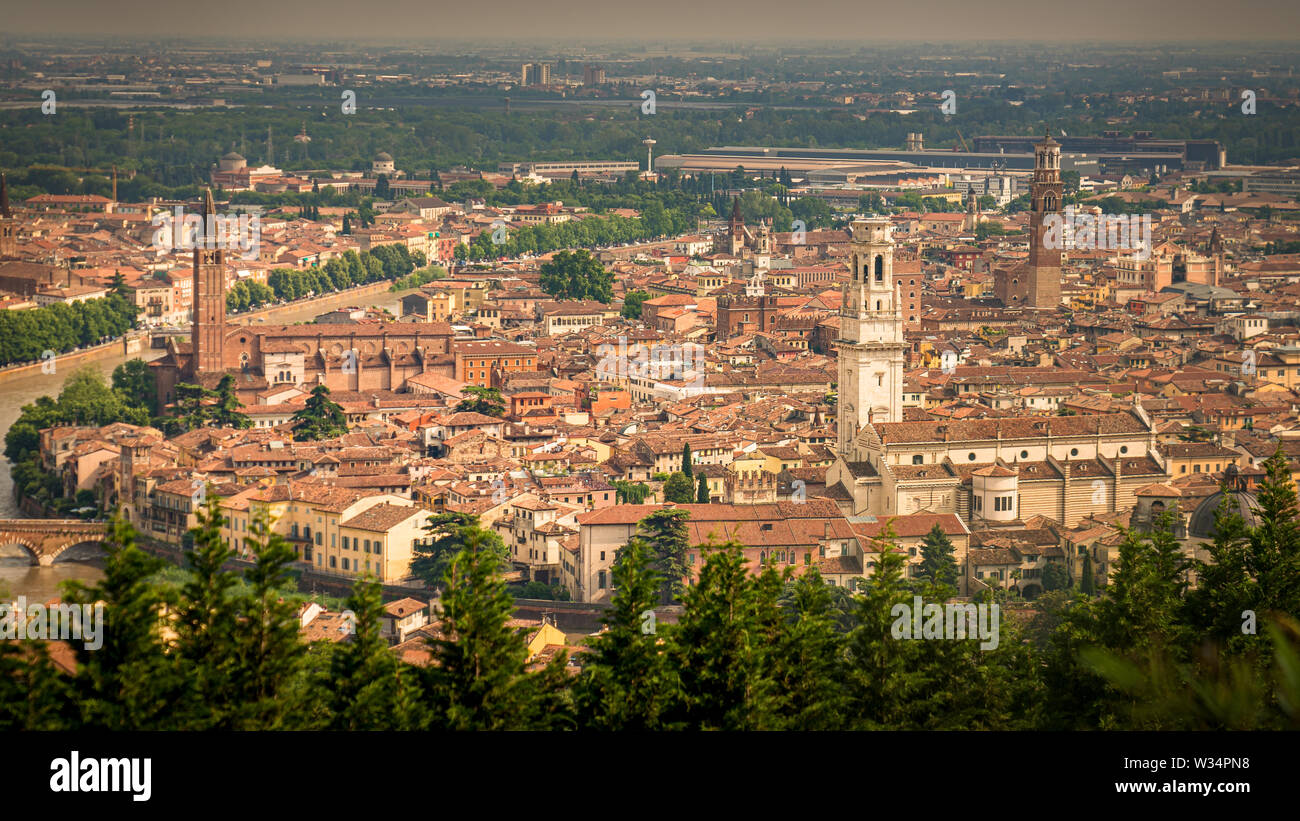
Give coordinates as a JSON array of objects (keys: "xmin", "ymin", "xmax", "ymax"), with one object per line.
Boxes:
[{"xmin": 826, "ymin": 216, "xmax": 1172, "ymax": 528}]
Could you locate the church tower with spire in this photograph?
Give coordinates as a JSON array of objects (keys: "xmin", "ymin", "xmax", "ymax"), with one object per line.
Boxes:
[
  {"xmin": 836, "ymin": 217, "xmax": 906, "ymax": 455},
  {"xmin": 0, "ymin": 173, "xmax": 16, "ymax": 259},
  {"xmin": 727, "ymin": 196, "xmax": 745, "ymax": 257},
  {"xmin": 191, "ymin": 189, "xmax": 227, "ymax": 377}
]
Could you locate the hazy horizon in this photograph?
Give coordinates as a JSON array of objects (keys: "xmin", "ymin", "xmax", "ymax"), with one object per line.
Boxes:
[{"xmin": 2, "ymin": 0, "xmax": 1298, "ymax": 43}]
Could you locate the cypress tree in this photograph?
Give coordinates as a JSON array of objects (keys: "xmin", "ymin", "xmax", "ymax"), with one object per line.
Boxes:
[
  {"xmin": 681, "ymin": 442, "xmax": 693, "ymax": 478},
  {"xmin": 696, "ymin": 472, "xmax": 710, "ymax": 503},
  {"xmin": 918, "ymin": 522, "xmax": 959, "ymax": 594}
]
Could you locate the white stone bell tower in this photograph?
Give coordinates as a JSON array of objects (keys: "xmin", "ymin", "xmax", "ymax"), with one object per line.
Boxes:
[{"xmin": 836, "ymin": 216, "xmax": 905, "ymax": 455}]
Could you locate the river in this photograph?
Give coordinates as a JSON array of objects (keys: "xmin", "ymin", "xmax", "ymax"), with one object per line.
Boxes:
[{"xmin": 0, "ymin": 286, "xmax": 416, "ymax": 598}]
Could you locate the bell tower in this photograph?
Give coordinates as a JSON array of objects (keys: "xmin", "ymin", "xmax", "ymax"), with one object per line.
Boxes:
[
  {"xmin": 191, "ymin": 188, "xmax": 227, "ymax": 376},
  {"xmin": 1027, "ymin": 133, "xmax": 1063, "ymax": 309},
  {"xmin": 836, "ymin": 217, "xmax": 905, "ymax": 454},
  {"xmin": 0, "ymin": 173, "xmax": 16, "ymax": 259}
]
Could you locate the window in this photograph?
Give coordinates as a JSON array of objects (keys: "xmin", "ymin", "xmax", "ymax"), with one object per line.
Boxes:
[
  {"xmin": 315, "ymin": 532, "xmax": 322, "ymax": 546},
  {"xmin": 600, "ymin": 551, "xmax": 605, "ymax": 561},
  {"xmin": 974, "ymin": 496, "xmax": 982, "ymax": 511},
  {"xmin": 913, "ymin": 455, "xmax": 924, "ymax": 465},
  {"xmin": 329, "ymin": 556, "xmax": 336, "ymax": 569},
  {"xmin": 1020, "ymin": 450, "xmax": 1029, "ymax": 459},
  {"xmin": 598, "ymin": 570, "xmax": 607, "ymax": 589},
  {"xmin": 342, "ymin": 536, "xmax": 349, "ymax": 550},
  {"xmin": 342, "ymin": 558, "xmax": 349, "ymax": 570},
  {"xmin": 1120, "ymin": 446, "xmax": 1128, "ymax": 454},
  {"xmin": 968, "ymin": 452, "xmax": 977, "ymax": 461},
  {"xmin": 1070, "ymin": 448, "xmax": 1079, "ymax": 457}
]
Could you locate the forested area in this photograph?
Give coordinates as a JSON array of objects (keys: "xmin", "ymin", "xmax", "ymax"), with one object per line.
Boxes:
[
  {"xmin": 2, "ymin": 75, "xmax": 1297, "ymax": 207},
  {"xmin": 3, "ymin": 446, "xmax": 1299, "ymax": 731}
]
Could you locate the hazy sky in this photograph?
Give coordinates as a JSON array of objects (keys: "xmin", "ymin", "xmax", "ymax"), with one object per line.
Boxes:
[{"xmin": 4, "ymin": 0, "xmax": 1299, "ymax": 42}]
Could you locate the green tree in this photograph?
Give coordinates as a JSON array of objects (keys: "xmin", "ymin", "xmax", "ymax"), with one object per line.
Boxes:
[
  {"xmin": 613, "ymin": 480, "xmax": 651, "ymax": 504},
  {"xmin": 231, "ymin": 509, "xmax": 307, "ymax": 729},
  {"xmin": 292, "ymin": 384, "xmax": 349, "ymax": 441},
  {"xmin": 696, "ymin": 473, "xmax": 710, "ymax": 503},
  {"xmin": 212, "ymin": 374, "xmax": 252, "ymax": 429},
  {"xmin": 662, "ymin": 472, "xmax": 695, "ymax": 504},
  {"xmin": 621, "ymin": 290, "xmax": 650, "ymax": 319},
  {"xmin": 1247, "ymin": 443, "xmax": 1300, "ymax": 619},
  {"xmin": 576, "ymin": 538, "xmax": 672, "ymax": 729},
  {"xmin": 173, "ymin": 493, "xmax": 239, "ymax": 729},
  {"xmin": 681, "ymin": 442, "xmax": 693, "ymax": 478},
  {"xmin": 917, "ymin": 522, "xmax": 959, "ymax": 593},
  {"xmin": 538, "ymin": 250, "xmax": 614, "ymax": 303},
  {"xmin": 455, "ymin": 385, "xmax": 505, "ymax": 417},
  {"xmin": 329, "ymin": 576, "xmax": 426, "ymax": 730},
  {"xmin": 411, "ymin": 512, "xmax": 509, "ymax": 589},
  {"xmin": 1042, "ymin": 561, "xmax": 1070, "ymax": 592},
  {"xmin": 111, "ymin": 358, "xmax": 157, "ymax": 416},
  {"xmin": 66, "ymin": 514, "xmax": 182, "ymax": 730},
  {"xmin": 427, "ymin": 532, "xmax": 569, "ymax": 730},
  {"xmin": 771, "ymin": 566, "xmax": 850, "ymax": 729},
  {"xmin": 638, "ymin": 508, "xmax": 691, "ymax": 604},
  {"xmin": 664, "ymin": 542, "xmax": 780, "ymax": 730},
  {"xmin": 846, "ymin": 525, "xmax": 921, "ymax": 728}
]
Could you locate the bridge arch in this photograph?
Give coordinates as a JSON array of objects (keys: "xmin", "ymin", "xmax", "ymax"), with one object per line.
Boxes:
[
  {"xmin": 0, "ymin": 521, "xmax": 110, "ymax": 566},
  {"xmin": 0, "ymin": 539, "xmax": 42, "ymax": 566},
  {"xmin": 50, "ymin": 539, "xmax": 109, "ymax": 564}
]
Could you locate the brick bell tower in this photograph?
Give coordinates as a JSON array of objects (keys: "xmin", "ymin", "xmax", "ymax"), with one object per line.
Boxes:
[
  {"xmin": 0, "ymin": 172, "xmax": 16, "ymax": 258},
  {"xmin": 1027, "ymin": 133, "xmax": 1063, "ymax": 310},
  {"xmin": 191, "ymin": 188, "xmax": 227, "ymax": 376}
]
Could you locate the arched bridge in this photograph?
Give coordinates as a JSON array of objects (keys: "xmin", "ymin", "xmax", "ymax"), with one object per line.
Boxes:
[{"xmin": 0, "ymin": 520, "xmax": 110, "ymax": 566}]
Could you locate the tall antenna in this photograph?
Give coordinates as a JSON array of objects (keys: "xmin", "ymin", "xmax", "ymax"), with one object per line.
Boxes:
[{"xmin": 266, "ymin": 126, "xmax": 273, "ymax": 165}]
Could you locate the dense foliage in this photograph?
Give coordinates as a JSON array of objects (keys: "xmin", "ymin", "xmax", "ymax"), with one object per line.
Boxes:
[
  {"xmin": 0, "ymin": 294, "xmax": 137, "ymax": 367},
  {"xmin": 4, "ymin": 450, "xmax": 1300, "ymax": 730}
]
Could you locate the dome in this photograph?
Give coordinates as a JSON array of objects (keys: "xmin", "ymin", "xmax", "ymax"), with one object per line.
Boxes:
[
  {"xmin": 222, "ymin": 151, "xmax": 245, "ymax": 161},
  {"xmin": 1189, "ymin": 488, "xmax": 1259, "ymax": 540},
  {"xmin": 375, "ymin": 151, "xmax": 393, "ymax": 162}
]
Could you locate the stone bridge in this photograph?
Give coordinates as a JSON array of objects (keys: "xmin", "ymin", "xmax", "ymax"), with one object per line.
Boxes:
[{"xmin": 0, "ymin": 520, "xmax": 110, "ymax": 566}]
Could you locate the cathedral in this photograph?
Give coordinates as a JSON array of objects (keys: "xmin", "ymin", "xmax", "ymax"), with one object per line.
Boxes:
[
  {"xmin": 825, "ymin": 214, "xmax": 1172, "ymax": 529},
  {"xmin": 150, "ymin": 190, "xmax": 456, "ymax": 408}
]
